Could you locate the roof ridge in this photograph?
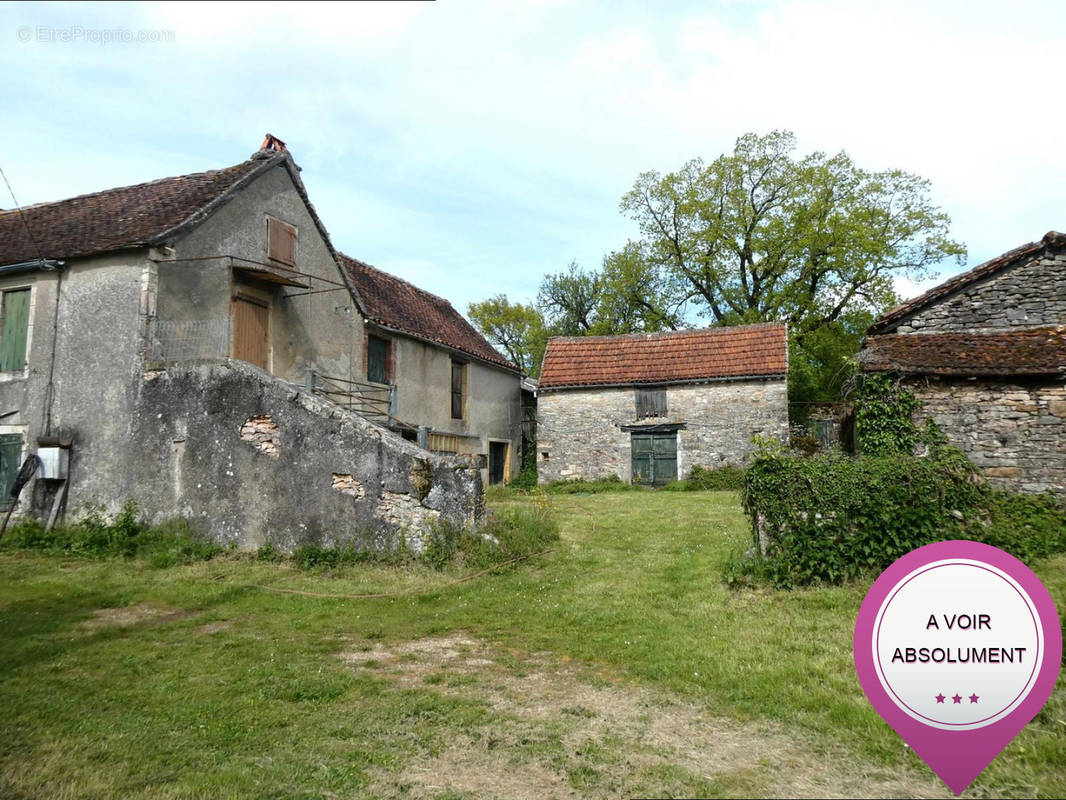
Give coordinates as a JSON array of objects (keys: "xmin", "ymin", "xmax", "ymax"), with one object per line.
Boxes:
[
  {"xmin": 546, "ymin": 321, "xmax": 786, "ymax": 343},
  {"xmin": 0, "ymin": 156, "xmax": 276, "ymax": 218}
]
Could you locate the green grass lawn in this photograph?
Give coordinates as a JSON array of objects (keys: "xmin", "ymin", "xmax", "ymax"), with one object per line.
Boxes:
[{"xmin": 1, "ymin": 490, "xmax": 1063, "ymax": 798}]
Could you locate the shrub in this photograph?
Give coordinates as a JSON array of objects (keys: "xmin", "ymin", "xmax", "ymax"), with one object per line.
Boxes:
[
  {"xmin": 2, "ymin": 500, "xmax": 223, "ymax": 567},
  {"xmin": 542, "ymin": 475, "xmax": 641, "ymax": 494},
  {"xmin": 662, "ymin": 465, "xmax": 746, "ymax": 492},
  {"xmin": 507, "ymin": 445, "xmax": 539, "ymax": 491},
  {"xmin": 423, "ymin": 496, "xmax": 559, "ymax": 571},
  {"xmin": 969, "ymin": 491, "xmax": 1066, "ymax": 564},
  {"xmin": 740, "ymin": 444, "xmax": 1066, "ymax": 588}
]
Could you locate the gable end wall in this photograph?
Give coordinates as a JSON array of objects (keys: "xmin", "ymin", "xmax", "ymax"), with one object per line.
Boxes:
[
  {"xmin": 536, "ymin": 379, "xmax": 787, "ymax": 483},
  {"xmin": 893, "ymin": 250, "xmax": 1066, "ymax": 334}
]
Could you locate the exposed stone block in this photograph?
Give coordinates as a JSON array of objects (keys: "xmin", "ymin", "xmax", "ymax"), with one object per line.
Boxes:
[
  {"xmin": 331, "ymin": 473, "xmax": 365, "ymax": 499},
  {"xmin": 239, "ymin": 415, "xmax": 280, "ymax": 458},
  {"xmin": 984, "ymin": 467, "xmax": 1023, "ymax": 478}
]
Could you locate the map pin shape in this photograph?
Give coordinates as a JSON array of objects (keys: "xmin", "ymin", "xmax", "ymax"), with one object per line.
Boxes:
[{"xmin": 854, "ymin": 540, "xmax": 1061, "ymax": 796}]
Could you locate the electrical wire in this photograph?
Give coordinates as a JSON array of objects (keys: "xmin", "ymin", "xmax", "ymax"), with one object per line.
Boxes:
[{"xmin": 0, "ymin": 164, "xmax": 47, "ymax": 267}]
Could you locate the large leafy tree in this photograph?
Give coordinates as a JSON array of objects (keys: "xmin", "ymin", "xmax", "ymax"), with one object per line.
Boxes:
[
  {"xmin": 619, "ymin": 130, "xmax": 965, "ymax": 342},
  {"xmin": 536, "ymin": 255, "xmax": 684, "ymax": 336},
  {"xmin": 467, "ymin": 295, "xmax": 548, "ymax": 376},
  {"xmin": 471, "ymin": 131, "xmax": 962, "ymax": 400},
  {"xmin": 536, "ymin": 261, "xmax": 602, "ymax": 335}
]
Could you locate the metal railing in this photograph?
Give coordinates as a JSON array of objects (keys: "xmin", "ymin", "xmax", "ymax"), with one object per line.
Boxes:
[{"xmin": 309, "ymin": 372, "xmax": 394, "ymax": 422}]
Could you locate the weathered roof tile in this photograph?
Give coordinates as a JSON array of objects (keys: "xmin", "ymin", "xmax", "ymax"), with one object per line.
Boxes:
[
  {"xmin": 340, "ymin": 253, "xmax": 519, "ymax": 372},
  {"xmin": 0, "ymin": 158, "xmax": 273, "ymax": 265},
  {"xmin": 860, "ymin": 328, "xmax": 1066, "ymax": 376},
  {"xmin": 538, "ymin": 323, "xmax": 787, "ymax": 389}
]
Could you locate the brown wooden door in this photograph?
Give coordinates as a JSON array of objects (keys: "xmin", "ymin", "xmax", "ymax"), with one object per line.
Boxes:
[{"xmin": 232, "ymin": 296, "xmax": 269, "ymax": 370}]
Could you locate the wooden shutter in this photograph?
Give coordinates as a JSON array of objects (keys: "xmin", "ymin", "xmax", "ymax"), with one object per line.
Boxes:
[
  {"xmin": 451, "ymin": 361, "xmax": 464, "ymax": 419},
  {"xmin": 635, "ymin": 388, "xmax": 666, "ymax": 418},
  {"xmin": 267, "ymin": 218, "xmax": 296, "ymax": 265},
  {"xmin": 0, "ymin": 433, "xmax": 22, "ymax": 510},
  {"xmin": 231, "ymin": 296, "xmax": 270, "ymax": 370},
  {"xmin": 0, "ymin": 289, "xmax": 30, "ymax": 372}
]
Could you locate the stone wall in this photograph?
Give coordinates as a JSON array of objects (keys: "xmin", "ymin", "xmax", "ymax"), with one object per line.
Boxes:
[
  {"xmin": 100, "ymin": 360, "xmax": 483, "ymax": 551},
  {"xmin": 909, "ymin": 378, "xmax": 1066, "ymax": 494},
  {"xmin": 893, "ymin": 250, "xmax": 1066, "ymax": 333},
  {"xmin": 536, "ymin": 379, "xmax": 788, "ymax": 483}
]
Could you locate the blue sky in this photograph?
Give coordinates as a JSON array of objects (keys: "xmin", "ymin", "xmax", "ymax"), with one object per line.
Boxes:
[{"xmin": 2, "ymin": 0, "xmax": 1064, "ymax": 317}]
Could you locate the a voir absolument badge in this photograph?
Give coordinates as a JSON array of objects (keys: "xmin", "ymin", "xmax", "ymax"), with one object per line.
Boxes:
[{"xmin": 854, "ymin": 540, "xmax": 1061, "ymax": 796}]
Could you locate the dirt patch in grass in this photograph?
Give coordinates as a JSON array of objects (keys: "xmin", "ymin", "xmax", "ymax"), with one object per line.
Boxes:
[
  {"xmin": 79, "ymin": 603, "xmax": 191, "ymax": 631},
  {"xmin": 196, "ymin": 620, "xmax": 233, "ymax": 635},
  {"xmin": 340, "ymin": 635, "xmax": 951, "ymax": 799},
  {"xmin": 396, "ymin": 741, "xmax": 581, "ymax": 800}
]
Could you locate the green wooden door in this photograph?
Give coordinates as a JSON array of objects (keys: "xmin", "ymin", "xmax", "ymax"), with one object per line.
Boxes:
[
  {"xmin": 0, "ymin": 289, "xmax": 30, "ymax": 372},
  {"xmin": 631, "ymin": 431, "xmax": 677, "ymax": 485},
  {"xmin": 0, "ymin": 434, "xmax": 22, "ymax": 510}
]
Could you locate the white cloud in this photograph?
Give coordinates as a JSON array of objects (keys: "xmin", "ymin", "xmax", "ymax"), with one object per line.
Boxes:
[{"xmin": 1, "ymin": 0, "xmax": 1063, "ymax": 315}]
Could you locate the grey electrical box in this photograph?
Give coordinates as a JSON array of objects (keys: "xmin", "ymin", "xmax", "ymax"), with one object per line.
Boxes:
[{"xmin": 38, "ymin": 446, "xmax": 69, "ymax": 480}]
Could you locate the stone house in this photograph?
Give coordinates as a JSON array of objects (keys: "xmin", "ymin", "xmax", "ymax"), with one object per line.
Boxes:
[
  {"xmin": 860, "ymin": 231, "xmax": 1066, "ymax": 494},
  {"xmin": 536, "ymin": 324, "xmax": 789, "ymax": 484},
  {"xmin": 0, "ymin": 136, "xmax": 520, "ymax": 548},
  {"xmin": 341, "ymin": 255, "xmax": 523, "ymax": 485}
]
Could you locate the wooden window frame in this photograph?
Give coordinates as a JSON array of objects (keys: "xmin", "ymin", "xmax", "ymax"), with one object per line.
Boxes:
[
  {"xmin": 266, "ymin": 217, "xmax": 297, "ymax": 267},
  {"xmin": 450, "ymin": 360, "xmax": 466, "ymax": 420},
  {"xmin": 366, "ymin": 334, "xmax": 392, "ymax": 385}
]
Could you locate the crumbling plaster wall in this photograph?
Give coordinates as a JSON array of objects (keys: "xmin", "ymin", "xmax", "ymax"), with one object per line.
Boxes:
[
  {"xmin": 133, "ymin": 361, "xmax": 483, "ymax": 551},
  {"xmin": 536, "ymin": 379, "xmax": 788, "ymax": 483},
  {"xmin": 3, "ymin": 253, "xmax": 153, "ymax": 519},
  {"xmin": 153, "ymin": 159, "xmax": 363, "ymax": 384}
]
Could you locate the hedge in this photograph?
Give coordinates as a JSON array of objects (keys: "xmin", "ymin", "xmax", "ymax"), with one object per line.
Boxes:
[{"xmin": 741, "ymin": 443, "xmax": 1066, "ymax": 588}]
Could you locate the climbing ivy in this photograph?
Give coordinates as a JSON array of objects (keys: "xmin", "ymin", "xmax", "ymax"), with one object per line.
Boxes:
[{"xmin": 854, "ymin": 374, "xmax": 922, "ymax": 456}]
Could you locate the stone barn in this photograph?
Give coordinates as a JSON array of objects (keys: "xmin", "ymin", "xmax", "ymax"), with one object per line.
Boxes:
[
  {"xmin": 535, "ymin": 324, "xmax": 789, "ymax": 485},
  {"xmin": 860, "ymin": 231, "xmax": 1066, "ymax": 494}
]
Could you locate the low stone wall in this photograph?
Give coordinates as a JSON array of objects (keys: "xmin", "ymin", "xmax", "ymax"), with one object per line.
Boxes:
[
  {"xmin": 910, "ymin": 378, "xmax": 1066, "ymax": 494},
  {"xmin": 121, "ymin": 361, "xmax": 482, "ymax": 551},
  {"xmin": 537, "ymin": 379, "xmax": 788, "ymax": 483}
]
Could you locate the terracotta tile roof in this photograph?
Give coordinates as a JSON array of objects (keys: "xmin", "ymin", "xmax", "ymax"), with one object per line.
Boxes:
[
  {"xmin": 538, "ymin": 323, "xmax": 788, "ymax": 390},
  {"xmin": 339, "ymin": 253, "xmax": 519, "ymax": 373},
  {"xmin": 0, "ymin": 156, "xmax": 275, "ymax": 266},
  {"xmin": 868, "ymin": 231, "xmax": 1066, "ymax": 335},
  {"xmin": 860, "ymin": 328, "xmax": 1066, "ymax": 376}
]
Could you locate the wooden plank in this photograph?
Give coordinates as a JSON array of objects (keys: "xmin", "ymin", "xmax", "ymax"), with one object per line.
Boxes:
[
  {"xmin": 232, "ymin": 297, "xmax": 269, "ymax": 370},
  {"xmin": 0, "ymin": 433, "xmax": 21, "ymax": 511}
]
